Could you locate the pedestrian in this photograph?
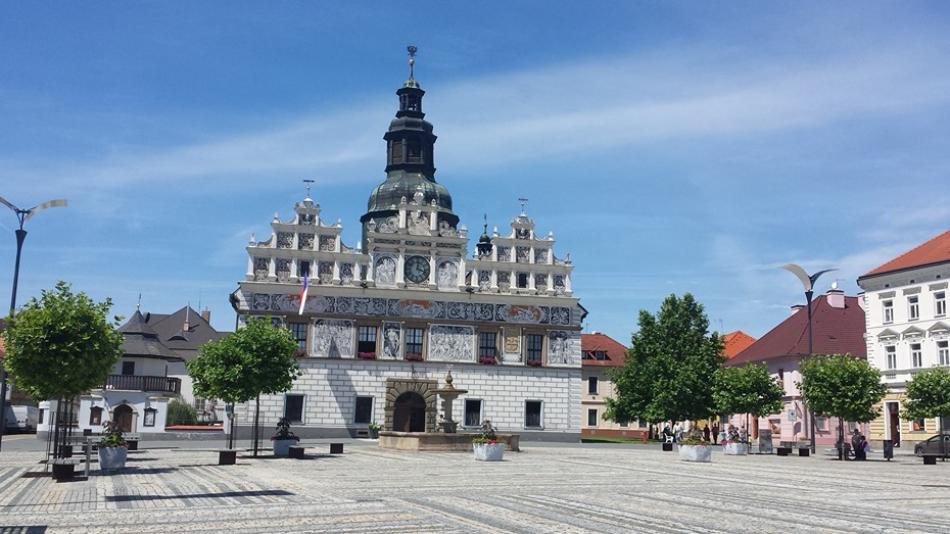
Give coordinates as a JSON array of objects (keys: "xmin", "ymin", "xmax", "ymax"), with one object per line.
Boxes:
[
  {"xmin": 711, "ymin": 422, "xmax": 720, "ymax": 445},
  {"xmin": 673, "ymin": 422, "xmax": 682, "ymax": 443},
  {"xmin": 703, "ymin": 425, "xmax": 710, "ymax": 442}
]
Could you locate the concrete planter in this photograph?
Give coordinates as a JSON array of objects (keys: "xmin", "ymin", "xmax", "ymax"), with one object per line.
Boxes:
[
  {"xmin": 473, "ymin": 443, "xmax": 505, "ymax": 461},
  {"xmin": 98, "ymin": 446, "xmax": 127, "ymax": 471},
  {"xmin": 272, "ymin": 438, "xmax": 299, "ymax": 457},
  {"xmin": 723, "ymin": 442, "xmax": 748, "ymax": 455},
  {"xmin": 678, "ymin": 444, "xmax": 712, "ymax": 462}
]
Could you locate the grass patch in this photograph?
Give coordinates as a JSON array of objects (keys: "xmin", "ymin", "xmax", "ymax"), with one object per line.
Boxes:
[{"xmin": 581, "ymin": 437, "xmax": 647, "ymax": 444}]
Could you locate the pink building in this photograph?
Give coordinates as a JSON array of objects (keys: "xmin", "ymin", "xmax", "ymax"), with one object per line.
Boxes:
[{"xmin": 725, "ymin": 288, "xmax": 867, "ymax": 446}]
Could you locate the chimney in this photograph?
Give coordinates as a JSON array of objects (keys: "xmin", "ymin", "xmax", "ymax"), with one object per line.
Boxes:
[
  {"xmin": 183, "ymin": 306, "xmax": 190, "ymax": 332},
  {"xmin": 790, "ymin": 304, "xmax": 805, "ymax": 315},
  {"xmin": 826, "ymin": 283, "xmax": 845, "ymax": 309},
  {"xmin": 201, "ymin": 308, "xmax": 211, "ymax": 323}
]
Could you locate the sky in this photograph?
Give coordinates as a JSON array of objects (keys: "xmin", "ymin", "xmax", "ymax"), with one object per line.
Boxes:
[{"xmin": 2, "ymin": 2, "xmax": 949, "ymax": 343}]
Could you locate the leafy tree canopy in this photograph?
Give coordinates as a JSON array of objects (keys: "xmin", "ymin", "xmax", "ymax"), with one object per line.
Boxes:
[
  {"xmin": 713, "ymin": 363, "xmax": 784, "ymax": 418},
  {"xmin": 605, "ymin": 293, "xmax": 724, "ymax": 424},
  {"xmin": 3, "ymin": 281, "xmax": 123, "ymax": 400},
  {"xmin": 797, "ymin": 354, "xmax": 887, "ymax": 423},
  {"xmin": 187, "ymin": 317, "xmax": 299, "ymax": 404},
  {"xmin": 903, "ymin": 367, "xmax": 950, "ymax": 422}
]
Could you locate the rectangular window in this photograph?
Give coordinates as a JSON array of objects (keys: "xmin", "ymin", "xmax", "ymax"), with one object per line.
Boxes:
[
  {"xmin": 588, "ymin": 376, "xmax": 598, "ymax": 394},
  {"xmin": 587, "ymin": 409, "xmax": 598, "ymax": 427},
  {"xmin": 354, "ymin": 396, "xmax": 373, "ymax": 424},
  {"xmin": 284, "ymin": 394, "xmax": 305, "ymax": 423},
  {"xmin": 912, "ymin": 418, "xmax": 926, "ymax": 432},
  {"xmin": 143, "ymin": 408, "xmax": 156, "ymax": 427},
  {"xmin": 909, "ymin": 296, "xmax": 920, "ymax": 321},
  {"xmin": 405, "ymin": 328, "xmax": 424, "ymax": 357},
  {"xmin": 298, "ymin": 261, "xmax": 310, "ymax": 277},
  {"xmin": 517, "ymin": 272, "xmax": 529, "ymax": 289},
  {"xmin": 883, "ymin": 300, "xmax": 894, "ymax": 324},
  {"xmin": 89, "ymin": 407, "xmax": 103, "ymax": 426},
  {"xmin": 911, "ymin": 343, "xmax": 923, "ymax": 368},
  {"xmin": 121, "ymin": 361, "xmax": 135, "ymax": 376},
  {"xmin": 886, "ymin": 346, "xmax": 897, "ymax": 370},
  {"xmin": 939, "ymin": 341, "xmax": 950, "ymax": 366},
  {"xmin": 358, "ymin": 326, "xmax": 378, "ymax": 355},
  {"xmin": 815, "ymin": 416, "xmax": 827, "ymax": 430},
  {"xmin": 464, "ymin": 399, "xmax": 482, "ymax": 427},
  {"xmin": 525, "ymin": 400, "xmax": 543, "ymax": 428},
  {"xmin": 478, "ymin": 331, "xmax": 498, "ymax": 357},
  {"xmin": 38, "ymin": 409, "xmax": 44, "ymax": 425},
  {"xmin": 936, "ymin": 291, "xmax": 947, "ymax": 317},
  {"xmin": 289, "ymin": 322, "xmax": 308, "ymax": 351},
  {"xmin": 525, "ymin": 334, "xmax": 544, "ymax": 365}
]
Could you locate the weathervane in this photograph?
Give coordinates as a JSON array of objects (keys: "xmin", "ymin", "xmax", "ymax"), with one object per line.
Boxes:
[
  {"xmin": 407, "ymin": 45, "xmax": 417, "ymax": 80},
  {"xmin": 303, "ymin": 179, "xmax": 315, "ymax": 199},
  {"xmin": 518, "ymin": 197, "xmax": 528, "ymax": 216}
]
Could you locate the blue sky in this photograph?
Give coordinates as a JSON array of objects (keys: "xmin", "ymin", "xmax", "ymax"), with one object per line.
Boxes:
[{"xmin": 2, "ymin": 2, "xmax": 949, "ymax": 342}]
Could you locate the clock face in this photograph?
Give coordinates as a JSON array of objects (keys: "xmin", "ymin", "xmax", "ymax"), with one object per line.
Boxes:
[{"xmin": 404, "ymin": 256, "xmax": 430, "ymax": 284}]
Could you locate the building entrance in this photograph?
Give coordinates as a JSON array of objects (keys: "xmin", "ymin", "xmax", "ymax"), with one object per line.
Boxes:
[{"xmin": 393, "ymin": 392, "xmax": 427, "ymax": 432}]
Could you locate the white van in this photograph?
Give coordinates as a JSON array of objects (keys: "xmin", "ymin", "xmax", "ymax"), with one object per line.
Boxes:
[{"xmin": 3, "ymin": 405, "xmax": 39, "ymax": 433}]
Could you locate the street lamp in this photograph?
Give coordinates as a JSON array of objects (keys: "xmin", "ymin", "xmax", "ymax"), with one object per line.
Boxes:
[
  {"xmin": 782, "ymin": 263, "xmax": 835, "ymax": 454},
  {"xmin": 0, "ymin": 195, "xmax": 67, "ymax": 451}
]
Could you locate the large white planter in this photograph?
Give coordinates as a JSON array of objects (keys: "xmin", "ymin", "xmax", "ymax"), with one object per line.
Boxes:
[
  {"xmin": 272, "ymin": 438, "xmax": 299, "ymax": 457},
  {"xmin": 723, "ymin": 442, "xmax": 749, "ymax": 456},
  {"xmin": 678, "ymin": 444, "xmax": 712, "ymax": 462},
  {"xmin": 98, "ymin": 446, "xmax": 127, "ymax": 470},
  {"xmin": 473, "ymin": 443, "xmax": 505, "ymax": 461}
]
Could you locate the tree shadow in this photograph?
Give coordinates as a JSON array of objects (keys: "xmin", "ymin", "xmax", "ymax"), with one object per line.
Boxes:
[{"xmin": 105, "ymin": 489, "xmax": 293, "ymax": 502}]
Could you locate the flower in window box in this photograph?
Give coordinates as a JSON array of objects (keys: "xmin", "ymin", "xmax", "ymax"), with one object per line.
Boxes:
[
  {"xmin": 526, "ymin": 359, "xmax": 543, "ymax": 367},
  {"xmin": 405, "ymin": 352, "xmax": 424, "ymax": 361},
  {"xmin": 293, "ymin": 348, "xmax": 308, "ymax": 358},
  {"xmin": 479, "ymin": 355, "xmax": 497, "ymax": 365},
  {"xmin": 357, "ymin": 351, "xmax": 377, "ymax": 360}
]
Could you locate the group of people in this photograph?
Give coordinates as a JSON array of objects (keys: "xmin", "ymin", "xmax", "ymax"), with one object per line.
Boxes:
[
  {"xmin": 660, "ymin": 421, "xmax": 747, "ymax": 445},
  {"xmin": 847, "ymin": 427, "xmax": 870, "ymax": 460}
]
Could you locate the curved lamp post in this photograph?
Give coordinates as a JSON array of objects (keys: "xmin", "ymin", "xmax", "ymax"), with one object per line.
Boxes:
[
  {"xmin": 0, "ymin": 195, "xmax": 67, "ymax": 451},
  {"xmin": 782, "ymin": 263, "xmax": 835, "ymax": 454}
]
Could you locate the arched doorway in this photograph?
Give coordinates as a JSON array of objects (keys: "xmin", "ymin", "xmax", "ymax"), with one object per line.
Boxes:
[
  {"xmin": 114, "ymin": 404, "xmax": 134, "ymax": 433},
  {"xmin": 392, "ymin": 392, "xmax": 427, "ymax": 432}
]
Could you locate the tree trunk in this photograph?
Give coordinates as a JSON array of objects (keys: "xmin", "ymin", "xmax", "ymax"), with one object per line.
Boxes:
[
  {"xmin": 253, "ymin": 395, "xmax": 260, "ymax": 457},
  {"xmin": 227, "ymin": 403, "xmax": 235, "ymax": 450},
  {"xmin": 838, "ymin": 418, "xmax": 845, "ymax": 461}
]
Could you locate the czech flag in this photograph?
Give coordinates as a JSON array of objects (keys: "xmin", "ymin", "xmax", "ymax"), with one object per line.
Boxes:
[{"xmin": 298, "ymin": 275, "xmax": 309, "ymax": 315}]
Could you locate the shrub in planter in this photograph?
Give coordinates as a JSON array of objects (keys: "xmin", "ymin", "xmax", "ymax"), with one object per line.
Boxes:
[
  {"xmin": 167, "ymin": 399, "xmax": 198, "ymax": 426},
  {"xmin": 368, "ymin": 422, "xmax": 380, "ymax": 439},
  {"xmin": 678, "ymin": 430, "xmax": 712, "ymax": 463},
  {"xmin": 271, "ymin": 417, "xmax": 300, "ymax": 457},
  {"xmin": 723, "ymin": 442, "xmax": 749, "ymax": 455},
  {"xmin": 472, "ymin": 420, "xmax": 504, "ymax": 461},
  {"xmin": 98, "ymin": 421, "xmax": 128, "ymax": 471}
]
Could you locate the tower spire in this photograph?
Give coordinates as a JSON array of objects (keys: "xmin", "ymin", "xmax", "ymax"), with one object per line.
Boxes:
[{"xmin": 405, "ymin": 45, "xmax": 419, "ymax": 88}]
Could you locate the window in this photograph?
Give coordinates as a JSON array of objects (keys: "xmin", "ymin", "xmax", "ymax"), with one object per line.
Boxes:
[
  {"xmin": 298, "ymin": 261, "xmax": 310, "ymax": 277},
  {"xmin": 284, "ymin": 394, "xmax": 305, "ymax": 423},
  {"xmin": 588, "ymin": 376, "xmax": 598, "ymax": 394},
  {"xmin": 886, "ymin": 346, "xmax": 897, "ymax": 370},
  {"xmin": 354, "ymin": 396, "xmax": 373, "ymax": 424},
  {"xmin": 587, "ymin": 409, "xmax": 598, "ymax": 427},
  {"xmin": 289, "ymin": 322, "xmax": 308, "ymax": 351},
  {"xmin": 912, "ymin": 418, "xmax": 926, "ymax": 432},
  {"xmin": 478, "ymin": 332, "xmax": 498, "ymax": 357},
  {"xmin": 936, "ymin": 291, "xmax": 947, "ymax": 317},
  {"xmin": 883, "ymin": 300, "xmax": 894, "ymax": 323},
  {"xmin": 38, "ymin": 409, "xmax": 44, "ymax": 425},
  {"xmin": 143, "ymin": 408, "xmax": 157, "ymax": 427},
  {"xmin": 358, "ymin": 326, "xmax": 378, "ymax": 355},
  {"xmin": 89, "ymin": 407, "xmax": 103, "ymax": 426},
  {"xmin": 405, "ymin": 328, "xmax": 424, "ymax": 357},
  {"xmin": 121, "ymin": 361, "xmax": 135, "ymax": 376},
  {"xmin": 619, "ymin": 420, "xmax": 628, "ymax": 428},
  {"xmin": 525, "ymin": 400, "xmax": 543, "ymax": 428},
  {"xmin": 908, "ymin": 296, "xmax": 920, "ymax": 321},
  {"xmin": 911, "ymin": 343, "xmax": 923, "ymax": 368},
  {"xmin": 464, "ymin": 399, "xmax": 482, "ymax": 427},
  {"xmin": 778, "ymin": 368, "xmax": 785, "ymax": 383},
  {"xmin": 814, "ymin": 416, "xmax": 827, "ymax": 431},
  {"xmin": 516, "ymin": 272, "xmax": 529, "ymax": 289},
  {"xmin": 939, "ymin": 341, "xmax": 950, "ymax": 366},
  {"xmin": 525, "ymin": 334, "xmax": 544, "ymax": 365}
]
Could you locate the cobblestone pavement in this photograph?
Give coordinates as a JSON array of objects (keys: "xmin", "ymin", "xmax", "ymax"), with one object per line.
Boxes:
[{"xmin": 1, "ymin": 442, "xmax": 949, "ymax": 533}]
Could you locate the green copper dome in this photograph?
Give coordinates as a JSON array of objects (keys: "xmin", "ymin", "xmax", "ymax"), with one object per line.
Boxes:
[{"xmin": 365, "ymin": 171, "xmax": 453, "ymax": 213}]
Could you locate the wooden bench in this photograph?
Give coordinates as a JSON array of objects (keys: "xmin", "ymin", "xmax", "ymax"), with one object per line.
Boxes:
[
  {"xmin": 776, "ymin": 447, "xmax": 792, "ymax": 456},
  {"xmin": 289, "ymin": 446, "xmax": 306, "ymax": 459},
  {"xmin": 330, "ymin": 443, "xmax": 344, "ymax": 454}
]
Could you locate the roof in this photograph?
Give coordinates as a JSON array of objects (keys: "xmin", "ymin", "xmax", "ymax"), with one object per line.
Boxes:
[
  {"xmin": 722, "ymin": 330, "xmax": 756, "ymax": 359},
  {"xmin": 727, "ymin": 294, "xmax": 866, "ymax": 366},
  {"xmin": 145, "ymin": 306, "xmax": 226, "ymax": 354},
  {"xmin": 860, "ymin": 230, "xmax": 950, "ymax": 279},
  {"xmin": 118, "ymin": 311, "xmax": 183, "ymax": 361},
  {"xmin": 581, "ymin": 332, "xmax": 627, "ymax": 367}
]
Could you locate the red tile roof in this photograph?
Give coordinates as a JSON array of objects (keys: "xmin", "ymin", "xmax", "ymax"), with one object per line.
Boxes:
[
  {"xmin": 722, "ymin": 330, "xmax": 756, "ymax": 359},
  {"xmin": 727, "ymin": 294, "xmax": 866, "ymax": 366},
  {"xmin": 861, "ymin": 230, "xmax": 950, "ymax": 278},
  {"xmin": 581, "ymin": 332, "xmax": 627, "ymax": 367}
]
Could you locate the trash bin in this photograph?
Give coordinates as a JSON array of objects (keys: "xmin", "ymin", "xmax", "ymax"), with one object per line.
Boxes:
[{"xmin": 883, "ymin": 439, "xmax": 894, "ymax": 461}]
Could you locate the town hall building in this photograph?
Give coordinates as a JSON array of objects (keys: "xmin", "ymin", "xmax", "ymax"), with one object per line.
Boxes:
[{"xmin": 230, "ymin": 49, "xmax": 585, "ymax": 440}]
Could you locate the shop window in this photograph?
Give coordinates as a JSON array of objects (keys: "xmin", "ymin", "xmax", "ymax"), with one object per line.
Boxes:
[
  {"xmin": 89, "ymin": 407, "xmax": 103, "ymax": 426},
  {"xmin": 284, "ymin": 394, "xmax": 305, "ymax": 423}
]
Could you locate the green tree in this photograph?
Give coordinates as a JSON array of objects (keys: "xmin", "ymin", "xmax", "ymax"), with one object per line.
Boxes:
[
  {"xmin": 714, "ymin": 363, "xmax": 784, "ymax": 442},
  {"xmin": 605, "ymin": 294, "xmax": 724, "ymax": 432},
  {"xmin": 797, "ymin": 354, "xmax": 887, "ymax": 459},
  {"xmin": 166, "ymin": 399, "xmax": 198, "ymax": 426},
  {"xmin": 187, "ymin": 317, "xmax": 299, "ymax": 452},
  {"xmin": 904, "ymin": 367, "xmax": 950, "ymax": 437},
  {"xmin": 2, "ymin": 281, "xmax": 123, "ymax": 457}
]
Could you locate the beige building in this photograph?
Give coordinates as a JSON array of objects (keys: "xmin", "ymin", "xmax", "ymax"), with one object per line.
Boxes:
[{"xmin": 580, "ymin": 332, "xmax": 647, "ymax": 439}]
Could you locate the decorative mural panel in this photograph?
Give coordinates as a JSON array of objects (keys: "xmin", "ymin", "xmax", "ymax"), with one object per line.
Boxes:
[
  {"xmin": 277, "ymin": 232, "xmax": 294, "ymax": 249},
  {"xmin": 340, "ymin": 263, "xmax": 354, "ymax": 284},
  {"xmin": 276, "ymin": 259, "xmax": 290, "ymax": 282},
  {"xmin": 547, "ymin": 330, "xmax": 581, "ymax": 366},
  {"xmin": 478, "ymin": 271, "xmax": 491, "ymax": 290},
  {"xmin": 496, "ymin": 247, "xmax": 510, "ymax": 262},
  {"xmin": 381, "ymin": 322, "xmax": 402, "ymax": 360},
  {"xmin": 503, "ymin": 327, "xmax": 522, "ymax": 359},
  {"xmin": 437, "ymin": 260, "xmax": 458, "ymax": 290},
  {"xmin": 312, "ymin": 319, "xmax": 355, "ymax": 358},
  {"xmin": 319, "ymin": 235, "xmax": 336, "ymax": 251},
  {"xmin": 516, "ymin": 247, "xmax": 530, "ymax": 263},
  {"xmin": 550, "ymin": 307, "xmax": 571, "ymax": 326},
  {"xmin": 553, "ymin": 275, "xmax": 566, "ymax": 292},
  {"xmin": 535, "ymin": 248, "xmax": 548, "ymax": 263},
  {"xmin": 375, "ymin": 256, "xmax": 396, "ymax": 286},
  {"xmin": 253, "ymin": 258, "xmax": 270, "ymax": 281},
  {"xmin": 318, "ymin": 262, "xmax": 333, "ymax": 284},
  {"xmin": 377, "ymin": 216, "xmax": 398, "ymax": 233},
  {"xmin": 298, "ymin": 233, "xmax": 314, "ymax": 250},
  {"xmin": 535, "ymin": 274, "xmax": 548, "ymax": 290},
  {"xmin": 427, "ymin": 325, "xmax": 475, "ymax": 362},
  {"xmin": 408, "ymin": 212, "xmax": 430, "ymax": 235}
]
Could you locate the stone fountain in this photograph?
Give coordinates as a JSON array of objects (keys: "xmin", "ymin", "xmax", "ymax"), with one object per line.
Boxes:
[{"xmin": 431, "ymin": 371, "xmax": 467, "ymax": 433}]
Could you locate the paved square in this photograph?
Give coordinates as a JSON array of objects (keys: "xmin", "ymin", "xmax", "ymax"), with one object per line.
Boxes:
[{"xmin": 1, "ymin": 441, "xmax": 949, "ymax": 533}]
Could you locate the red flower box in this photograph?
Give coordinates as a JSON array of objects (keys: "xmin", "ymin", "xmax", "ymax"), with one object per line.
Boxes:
[
  {"xmin": 405, "ymin": 352, "xmax": 424, "ymax": 361},
  {"xmin": 479, "ymin": 356, "xmax": 497, "ymax": 365},
  {"xmin": 293, "ymin": 348, "xmax": 308, "ymax": 358},
  {"xmin": 526, "ymin": 359, "xmax": 543, "ymax": 367},
  {"xmin": 357, "ymin": 352, "xmax": 376, "ymax": 360}
]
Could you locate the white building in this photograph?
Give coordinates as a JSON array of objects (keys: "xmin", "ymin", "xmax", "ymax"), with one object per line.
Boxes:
[
  {"xmin": 857, "ymin": 230, "xmax": 950, "ymax": 447},
  {"xmin": 230, "ymin": 52, "xmax": 585, "ymax": 440}
]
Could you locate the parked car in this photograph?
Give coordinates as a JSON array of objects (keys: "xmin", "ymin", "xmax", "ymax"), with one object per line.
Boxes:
[
  {"xmin": 3, "ymin": 405, "xmax": 39, "ymax": 433},
  {"xmin": 914, "ymin": 433, "xmax": 950, "ymax": 457}
]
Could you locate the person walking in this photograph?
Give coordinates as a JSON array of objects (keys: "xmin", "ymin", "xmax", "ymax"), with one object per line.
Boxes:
[
  {"xmin": 673, "ymin": 422, "xmax": 682, "ymax": 443},
  {"xmin": 703, "ymin": 425, "xmax": 711, "ymax": 442},
  {"xmin": 711, "ymin": 422, "xmax": 720, "ymax": 445}
]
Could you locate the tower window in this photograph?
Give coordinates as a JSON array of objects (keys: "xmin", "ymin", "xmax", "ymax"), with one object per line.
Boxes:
[
  {"xmin": 406, "ymin": 139, "xmax": 423, "ymax": 163},
  {"xmin": 388, "ymin": 140, "xmax": 402, "ymax": 164}
]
